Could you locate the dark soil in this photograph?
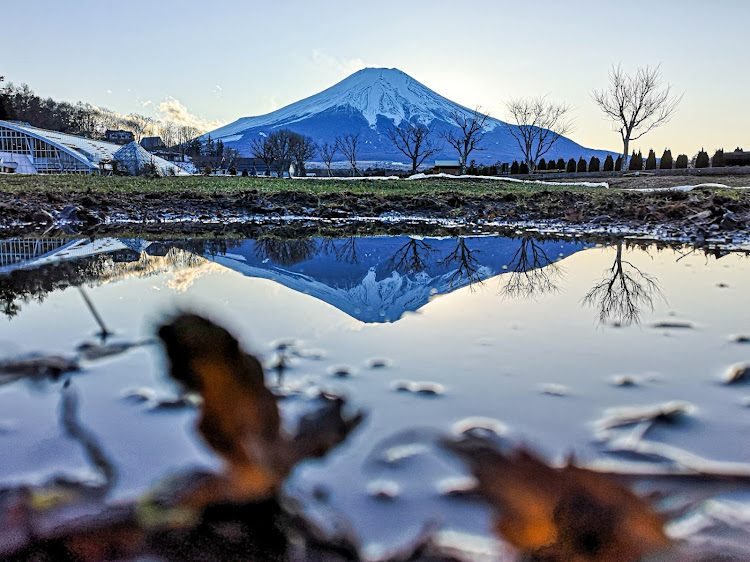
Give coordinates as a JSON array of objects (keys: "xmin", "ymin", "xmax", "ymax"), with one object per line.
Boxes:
[{"xmin": 1, "ymin": 176, "xmax": 749, "ymax": 243}]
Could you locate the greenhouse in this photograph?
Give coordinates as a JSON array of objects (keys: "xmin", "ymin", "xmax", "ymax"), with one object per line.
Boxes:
[{"xmin": 0, "ymin": 120, "xmax": 188, "ymax": 176}]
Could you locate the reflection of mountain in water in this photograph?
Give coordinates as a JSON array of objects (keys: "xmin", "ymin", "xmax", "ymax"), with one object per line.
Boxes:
[
  {"xmin": 0, "ymin": 236, "xmax": 588, "ymax": 323},
  {"xmin": 209, "ymin": 236, "xmax": 587, "ymax": 323}
]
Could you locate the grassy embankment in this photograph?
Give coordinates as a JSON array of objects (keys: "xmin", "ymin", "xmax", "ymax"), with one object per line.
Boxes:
[{"xmin": 0, "ymin": 174, "xmax": 614, "ymax": 198}]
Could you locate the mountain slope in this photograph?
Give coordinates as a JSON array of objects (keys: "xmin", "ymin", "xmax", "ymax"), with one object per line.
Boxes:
[
  {"xmin": 204, "ymin": 68, "xmax": 613, "ymax": 166},
  {"xmin": 205, "ymin": 236, "xmax": 588, "ymax": 323}
]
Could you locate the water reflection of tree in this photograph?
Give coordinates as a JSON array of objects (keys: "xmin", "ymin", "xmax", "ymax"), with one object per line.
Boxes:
[
  {"xmin": 320, "ymin": 237, "xmax": 359, "ymax": 264},
  {"xmin": 388, "ymin": 238, "xmax": 436, "ymax": 274},
  {"xmin": 582, "ymin": 240, "xmax": 663, "ymax": 326},
  {"xmin": 501, "ymin": 238, "xmax": 564, "ymax": 300},
  {"xmin": 444, "ymin": 238, "xmax": 483, "ymax": 288},
  {"xmin": 253, "ymin": 238, "xmax": 317, "ymax": 266}
]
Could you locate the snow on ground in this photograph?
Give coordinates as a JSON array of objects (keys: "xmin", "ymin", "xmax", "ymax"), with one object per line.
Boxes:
[
  {"xmin": 293, "ymin": 172, "xmax": 609, "ymax": 188},
  {"xmin": 632, "ymin": 183, "xmax": 750, "ymax": 192}
]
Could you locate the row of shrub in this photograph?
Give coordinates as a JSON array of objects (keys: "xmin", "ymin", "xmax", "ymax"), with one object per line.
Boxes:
[{"xmin": 509, "ymin": 147, "xmax": 746, "ymax": 174}]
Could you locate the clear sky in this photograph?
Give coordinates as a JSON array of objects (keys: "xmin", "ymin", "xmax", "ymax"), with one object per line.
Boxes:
[{"xmin": 4, "ymin": 0, "xmax": 748, "ymax": 157}]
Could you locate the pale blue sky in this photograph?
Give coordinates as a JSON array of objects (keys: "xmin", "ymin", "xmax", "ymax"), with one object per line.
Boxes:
[{"xmin": 4, "ymin": 0, "xmax": 748, "ymax": 156}]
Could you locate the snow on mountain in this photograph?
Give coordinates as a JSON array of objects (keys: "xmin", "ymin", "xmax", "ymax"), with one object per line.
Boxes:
[
  {"xmin": 209, "ymin": 68, "xmax": 494, "ymax": 139},
  {"xmin": 203, "ymin": 67, "xmax": 614, "ymax": 165},
  {"xmin": 205, "ymin": 236, "xmax": 588, "ymax": 324}
]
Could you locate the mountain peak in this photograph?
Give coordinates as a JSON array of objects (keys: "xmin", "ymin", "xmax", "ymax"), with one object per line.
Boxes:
[{"xmin": 203, "ymin": 67, "xmax": 609, "ymax": 165}]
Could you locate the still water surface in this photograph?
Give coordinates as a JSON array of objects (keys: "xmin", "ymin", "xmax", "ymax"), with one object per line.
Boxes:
[{"xmin": 1, "ymin": 234, "xmax": 749, "ymax": 556}]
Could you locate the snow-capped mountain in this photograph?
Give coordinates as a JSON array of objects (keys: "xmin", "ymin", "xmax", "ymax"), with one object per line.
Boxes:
[
  {"xmin": 205, "ymin": 236, "xmax": 588, "ymax": 323},
  {"xmin": 203, "ymin": 68, "xmax": 613, "ymax": 166}
]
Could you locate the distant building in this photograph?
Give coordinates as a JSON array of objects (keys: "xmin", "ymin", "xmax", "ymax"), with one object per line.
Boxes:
[
  {"xmin": 105, "ymin": 129, "xmax": 135, "ymax": 145},
  {"xmin": 433, "ymin": 160, "xmax": 461, "ymax": 175},
  {"xmin": 140, "ymin": 136, "xmax": 164, "ymax": 151},
  {"xmin": 0, "ymin": 120, "xmax": 188, "ymax": 175},
  {"xmin": 725, "ymin": 148, "xmax": 750, "ymax": 167}
]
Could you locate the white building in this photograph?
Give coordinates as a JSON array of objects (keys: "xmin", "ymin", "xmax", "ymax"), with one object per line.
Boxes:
[{"xmin": 0, "ymin": 120, "xmax": 188, "ymax": 176}]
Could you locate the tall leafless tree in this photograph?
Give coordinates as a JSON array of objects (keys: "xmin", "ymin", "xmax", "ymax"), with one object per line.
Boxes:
[
  {"xmin": 317, "ymin": 142, "xmax": 338, "ymax": 176},
  {"xmin": 592, "ymin": 64, "xmax": 683, "ymax": 172},
  {"xmin": 582, "ymin": 240, "xmax": 664, "ymax": 326},
  {"xmin": 251, "ymin": 136, "xmax": 274, "ymax": 176},
  {"xmin": 387, "ymin": 122, "xmax": 441, "ymax": 174},
  {"xmin": 288, "ymin": 133, "xmax": 317, "ymax": 177},
  {"xmin": 335, "ymin": 133, "xmax": 361, "ymax": 176},
  {"xmin": 504, "ymin": 96, "xmax": 573, "ymax": 172},
  {"xmin": 500, "ymin": 237, "xmax": 564, "ymax": 300},
  {"xmin": 441, "ymin": 107, "xmax": 489, "ymax": 175},
  {"xmin": 158, "ymin": 122, "xmax": 176, "ymax": 149}
]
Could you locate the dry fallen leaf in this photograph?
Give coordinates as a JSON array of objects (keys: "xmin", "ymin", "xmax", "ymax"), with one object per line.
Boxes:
[
  {"xmin": 157, "ymin": 313, "xmax": 362, "ymax": 509},
  {"xmin": 443, "ymin": 434, "xmax": 669, "ymax": 562}
]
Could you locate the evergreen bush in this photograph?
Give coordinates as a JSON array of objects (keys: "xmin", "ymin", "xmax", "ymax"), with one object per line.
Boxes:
[
  {"xmin": 519, "ymin": 161, "xmax": 529, "ymax": 174},
  {"xmin": 603, "ymin": 154, "xmax": 614, "ymax": 172},
  {"xmin": 510, "ymin": 160, "xmax": 519, "ymax": 174},
  {"xmin": 538, "ymin": 158, "xmax": 546, "ymax": 171},
  {"xmin": 556, "ymin": 158, "xmax": 565, "ymax": 170},
  {"xmin": 577, "ymin": 157, "xmax": 587, "ymax": 172},
  {"xmin": 660, "ymin": 149, "xmax": 673, "ymax": 169},
  {"xmin": 675, "ymin": 154, "xmax": 688, "ymax": 168},
  {"xmin": 628, "ymin": 150, "xmax": 643, "ymax": 171},
  {"xmin": 615, "ymin": 155, "xmax": 622, "ymax": 171},
  {"xmin": 589, "ymin": 156, "xmax": 600, "ymax": 173},
  {"xmin": 566, "ymin": 158, "xmax": 576, "ymax": 172},
  {"xmin": 712, "ymin": 149, "xmax": 725, "ymax": 167},
  {"xmin": 695, "ymin": 149, "xmax": 710, "ymax": 168},
  {"xmin": 645, "ymin": 149, "xmax": 657, "ymax": 170}
]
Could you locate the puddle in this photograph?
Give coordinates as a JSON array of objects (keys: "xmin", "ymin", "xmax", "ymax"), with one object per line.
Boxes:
[{"xmin": 1, "ymin": 233, "xmax": 750, "ymax": 558}]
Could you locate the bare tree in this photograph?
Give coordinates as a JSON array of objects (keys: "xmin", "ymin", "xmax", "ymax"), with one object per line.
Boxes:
[
  {"xmin": 582, "ymin": 240, "xmax": 664, "ymax": 326},
  {"xmin": 388, "ymin": 122, "xmax": 441, "ymax": 174},
  {"xmin": 251, "ymin": 136, "xmax": 274, "ymax": 176},
  {"xmin": 444, "ymin": 238, "xmax": 483, "ymax": 289},
  {"xmin": 288, "ymin": 133, "xmax": 316, "ymax": 177},
  {"xmin": 124, "ymin": 113, "xmax": 153, "ymax": 143},
  {"xmin": 222, "ymin": 147, "xmax": 241, "ymax": 170},
  {"xmin": 592, "ymin": 64, "xmax": 682, "ymax": 172},
  {"xmin": 441, "ymin": 107, "xmax": 489, "ymax": 175},
  {"xmin": 388, "ymin": 238, "xmax": 437, "ymax": 274},
  {"xmin": 500, "ymin": 237, "xmax": 564, "ymax": 300},
  {"xmin": 176, "ymin": 125, "xmax": 200, "ymax": 153},
  {"xmin": 504, "ymin": 96, "xmax": 573, "ymax": 172},
  {"xmin": 158, "ymin": 122, "xmax": 176, "ymax": 149},
  {"xmin": 335, "ymin": 133, "xmax": 361, "ymax": 176},
  {"xmin": 317, "ymin": 142, "xmax": 338, "ymax": 176}
]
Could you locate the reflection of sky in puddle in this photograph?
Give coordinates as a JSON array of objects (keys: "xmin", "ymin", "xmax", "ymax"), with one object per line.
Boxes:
[{"xmin": 1, "ymin": 237, "xmax": 750, "ymax": 553}]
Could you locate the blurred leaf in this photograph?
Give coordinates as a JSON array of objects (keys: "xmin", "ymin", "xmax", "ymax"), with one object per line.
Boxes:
[{"xmin": 444, "ymin": 434, "xmax": 669, "ymax": 561}]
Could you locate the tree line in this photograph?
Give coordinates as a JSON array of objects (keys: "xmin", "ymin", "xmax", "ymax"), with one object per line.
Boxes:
[{"xmin": 0, "ymin": 79, "xmax": 203, "ymax": 154}]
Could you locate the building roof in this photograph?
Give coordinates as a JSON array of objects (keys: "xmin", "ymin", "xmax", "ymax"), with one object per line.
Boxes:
[
  {"xmin": 0, "ymin": 120, "xmax": 188, "ymax": 175},
  {"xmin": 2, "ymin": 120, "xmax": 120, "ymax": 170},
  {"xmin": 113, "ymin": 142, "xmax": 188, "ymax": 176}
]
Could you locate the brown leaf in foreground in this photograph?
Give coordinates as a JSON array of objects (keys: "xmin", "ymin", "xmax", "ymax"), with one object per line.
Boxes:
[
  {"xmin": 443, "ymin": 435, "xmax": 669, "ymax": 562},
  {"xmin": 157, "ymin": 313, "xmax": 363, "ymax": 510}
]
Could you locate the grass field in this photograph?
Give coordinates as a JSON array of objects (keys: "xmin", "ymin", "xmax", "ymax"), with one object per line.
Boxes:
[{"xmin": 0, "ymin": 174, "xmax": 612, "ymax": 197}]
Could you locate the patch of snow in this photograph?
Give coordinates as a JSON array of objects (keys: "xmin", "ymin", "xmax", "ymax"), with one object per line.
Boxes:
[{"xmin": 632, "ymin": 183, "xmax": 750, "ymax": 193}]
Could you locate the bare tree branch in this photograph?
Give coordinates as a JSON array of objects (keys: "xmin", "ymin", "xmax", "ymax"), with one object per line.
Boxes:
[
  {"xmin": 335, "ymin": 133, "xmax": 361, "ymax": 176},
  {"xmin": 592, "ymin": 65, "xmax": 683, "ymax": 171},
  {"xmin": 440, "ymin": 107, "xmax": 489, "ymax": 175},
  {"xmin": 317, "ymin": 142, "xmax": 338, "ymax": 177},
  {"xmin": 504, "ymin": 96, "xmax": 574, "ymax": 172},
  {"xmin": 388, "ymin": 123, "xmax": 442, "ymax": 174}
]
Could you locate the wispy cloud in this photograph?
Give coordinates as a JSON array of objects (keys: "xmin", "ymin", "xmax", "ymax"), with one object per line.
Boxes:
[
  {"xmin": 156, "ymin": 97, "xmax": 226, "ymax": 132},
  {"xmin": 311, "ymin": 50, "xmax": 373, "ymax": 77},
  {"xmin": 141, "ymin": 100, "xmax": 153, "ymax": 107}
]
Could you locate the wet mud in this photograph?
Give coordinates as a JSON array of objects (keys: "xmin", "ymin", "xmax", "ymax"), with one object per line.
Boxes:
[{"xmin": 1, "ymin": 178, "xmax": 749, "ymax": 244}]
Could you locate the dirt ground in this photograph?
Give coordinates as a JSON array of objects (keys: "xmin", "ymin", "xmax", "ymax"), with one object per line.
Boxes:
[{"xmin": 0, "ymin": 175, "xmax": 748, "ymax": 242}]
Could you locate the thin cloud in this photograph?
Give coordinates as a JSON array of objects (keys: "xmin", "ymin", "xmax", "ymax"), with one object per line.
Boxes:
[{"xmin": 311, "ymin": 49, "xmax": 373, "ymax": 77}]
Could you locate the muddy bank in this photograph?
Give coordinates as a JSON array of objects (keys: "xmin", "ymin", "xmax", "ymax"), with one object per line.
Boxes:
[{"xmin": 1, "ymin": 179, "xmax": 749, "ymax": 243}]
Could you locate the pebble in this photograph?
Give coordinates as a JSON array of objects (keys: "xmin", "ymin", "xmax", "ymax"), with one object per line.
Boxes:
[{"xmin": 723, "ymin": 363, "xmax": 750, "ymax": 384}]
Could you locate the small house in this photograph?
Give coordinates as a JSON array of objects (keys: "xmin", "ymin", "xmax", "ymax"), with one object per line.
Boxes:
[{"xmin": 434, "ymin": 160, "xmax": 461, "ymax": 175}]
